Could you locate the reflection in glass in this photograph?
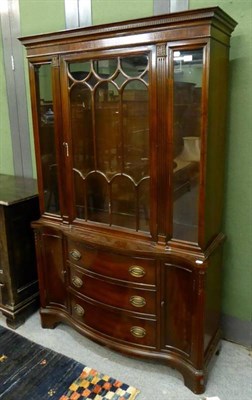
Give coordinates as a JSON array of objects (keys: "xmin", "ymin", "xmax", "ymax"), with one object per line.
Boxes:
[
  {"xmin": 95, "ymin": 82, "xmax": 120, "ymax": 175},
  {"xmin": 123, "ymin": 80, "xmax": 149, "ymax": 182},
  {"xmin": 93, "ymin": 58, "xmax": 118, "ymax": 78},
  {"xmin": 74, "ymin": 171, "xmax": 86, "ymax": 219},
  {"xmin": 111, "ymin": 176, "xmax": 136, "ymax": 229},
  {"xmin": 69, "ymin": 54, "xmax": 150, "ymax": 233},
  {"xmin": 86, "ymin": 173, "xmax": 109, "ymax": 223},
  {"xmin": 35, "ymin": 64, "xmax": 60, "ymax": 215},
  {"xmin": 69, "ymin": 61, "xmax": 91, "ymax": 81},
  {"xmin": 172, "ymin": 49, "xmax": 203, "ymax": 242},
  {"xmin": 121, "ymin": 55, "xmax": 148, "ymax": 77},
  {"xmin": 138, "ymin": 178, "xmax": 150, "ymax": 231},
  {"xmin": 70, "ymin": 83, "xmax": 94, "ymax": 174},
  {"xmin": 114, "ymin": 72, "xmax": 127, "ymax": 89}
]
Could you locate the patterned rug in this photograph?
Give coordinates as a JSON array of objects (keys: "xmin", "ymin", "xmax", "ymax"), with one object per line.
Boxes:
[{"xmin": 0, "ymin": 325, "xmax": 140, "ymax": 400}]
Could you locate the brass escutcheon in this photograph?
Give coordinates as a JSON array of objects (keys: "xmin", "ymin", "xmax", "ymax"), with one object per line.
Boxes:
[
  {"xmin": 130, "ymin": 326, "xmax": 146, "ymax": 338},
  {"xmin": 69, "ymin": 249, "xmax": 81, "ymax": 261},
  {"xmin": 71, "ymin": 276, "xmax": 83, "ymax": 288},
  {"xmin": 130, "ymin": 295, "xmax": 146, "ymax": 308},
  {"xmin": 128, "ymin": 265, "xmax": 146, "ymax": 278},
  {"xmin": 73, "ymin": 304, "xmax": 85, "ymax": 317}
]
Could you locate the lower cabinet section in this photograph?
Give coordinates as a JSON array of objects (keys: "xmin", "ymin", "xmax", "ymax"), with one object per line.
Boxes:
[{"xmin": 33, "ymin": 224, "xmax": 222, "ymax": 395}]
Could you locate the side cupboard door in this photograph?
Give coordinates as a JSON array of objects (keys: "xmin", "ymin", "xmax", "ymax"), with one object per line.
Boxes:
[
  {"xmin": 161, "ymin": 261, "xmax": 198, "ymax": 359},
  {"xmin": 34, "ymin": 226, "xmax": 67, "ymax": 310},
  {"xmin": 28, "ymin": 57, "xmax": 68, "ymax": 221}
]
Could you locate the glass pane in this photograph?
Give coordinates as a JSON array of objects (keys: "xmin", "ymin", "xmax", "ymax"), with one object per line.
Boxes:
[
  {"xmin": 172, "ymin": 49, "xmax": 203, "ymax": 242},
  {"xmin": 121, "ymin": 55, "xmax": 148, "ymax": 77},
  {"xmin": 123, "ymin": 80, "xmax": 149, "ymax": 182},
  {"xmin": 95, "ymin": 82, "xmax": 120, "ymax": 176},
  {"xmin": 93, "ymin": 58, "xmax": 118, "ymax": 78},
  {"xmin": 111, "ymin": 176, "xmax": 136, "ymax": 229},
  {"xmin": 74, "ymin": 170, "xmax": 86, "ymax": 219},
  {"xmin": 138, "ymin": 178, "xmax": 150, "ymax": 232},
  {"xmin": 114, "ymin": 71, "xmax": 127, "ymax": 89},
  {"xmin": 69, "ymin": 61, "xmax": 91, "ymax": 80},
  {"xmin": 70, "ymin": 83, "xmax": 94, "ymax": 174},
  {"xmin": 87, "ymin": 173, "xmax": 109, "ymax": 223},
  {"xmin": 35, "ymin": 64, "xmax": 60, "ymax": 215}
]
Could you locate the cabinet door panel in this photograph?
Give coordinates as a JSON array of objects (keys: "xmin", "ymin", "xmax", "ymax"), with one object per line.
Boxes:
[
  {"xmin": 172, "ymin": 48, "xmax": 204, "ymax": 244},
  {"xmin": 66, "ymin": 53, "xmax": 150, "ymax": 233},
  {"xmin": 40, "ymin": 230, "xmax": 67, "ymax": 308},
  {"xmin": 161, "ymin": 263, "xmax": 195, "ymax": 357},
  {"xmin": 34, "ymin": 63, "xmax": 60, "ymax": 215}
]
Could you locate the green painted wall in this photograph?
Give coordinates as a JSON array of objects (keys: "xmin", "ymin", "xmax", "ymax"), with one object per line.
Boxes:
[
  {"xmin": 19, "ymin": 0, "xmax": 66, "ymax": 177},
  {"xmin": 0, "ymin": 26, "xmax": 14, "ymax": 175},
  {"xmin": 19, "ymin": 0, "xmax": 65, "ymax": 36},
  {"xmin": 92, "ymin": 0, "xmax": 153, "ymax": 24},
  {"xmin": 190, "ymin": 0, "xmax": 252, "ymax": 323},
  {"xmin": 0, "ymin": 1, "xmax": 251, "ymax": 326}
]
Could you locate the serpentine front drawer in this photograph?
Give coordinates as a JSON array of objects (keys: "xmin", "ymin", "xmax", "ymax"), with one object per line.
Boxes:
[
  {"xmin": 70, "ymin": 293, "xmax": 157, "ymax": 349},
  {"xmin": 67, "ymin": 239, "xmax": 156, "ymax": 285},
  {"xmin": 68, "ymin": 261, "xmax": 156, "ymax": 315}
]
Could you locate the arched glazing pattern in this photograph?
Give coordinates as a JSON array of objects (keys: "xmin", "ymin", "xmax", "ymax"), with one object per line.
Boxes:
[{"xmin": 68, "ymin": 54, "xmax": 150, "ymax": 232}]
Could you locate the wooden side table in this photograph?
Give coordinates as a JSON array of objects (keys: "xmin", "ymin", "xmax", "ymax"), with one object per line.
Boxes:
[{"xmin": 0, "ymin": 174, "xmax": 40, "ymax": 328}]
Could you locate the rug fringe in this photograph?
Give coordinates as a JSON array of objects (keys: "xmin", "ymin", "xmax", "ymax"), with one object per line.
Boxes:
[{"xmin": 129, "ymin": 389, "xmax": 141, "ymax": 400}]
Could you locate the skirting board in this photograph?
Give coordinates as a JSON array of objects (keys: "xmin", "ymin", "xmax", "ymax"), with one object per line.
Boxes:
[{"xmin": 221, "ymin": 313, "xmax": 252, "ymax": 348}]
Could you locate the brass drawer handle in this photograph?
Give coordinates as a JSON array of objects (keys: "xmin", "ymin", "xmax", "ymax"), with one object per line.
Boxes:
[
  {"xmin": 130, "ymin": 295, "xmax": 146, "ymax": 308},
  {"xmin": 73, "ymin": 304, "xmax": 85, "ymax": 317},
  {"xmin": 71, "ymin": 276, "xmax": 83, "ymax": 288},
  {"xmin": 129, "ymin": 265, "xmax": 146, "ymax": 278},
  {"xmin": 130, "ymin": 326, "xmax": 146, "ymax": 338},
  {"xmin": 69, "ymin": 249, "xmax": 82, "ymax": 261}
]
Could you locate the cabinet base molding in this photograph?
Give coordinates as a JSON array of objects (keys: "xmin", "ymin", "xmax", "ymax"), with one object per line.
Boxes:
[
  {"xmin": 1, "ymin": 293, "xmax": 39, "ymax": 329},
  {"xmin": 39, "ymin": 307, "xmax": 221, "ymax": 394}
]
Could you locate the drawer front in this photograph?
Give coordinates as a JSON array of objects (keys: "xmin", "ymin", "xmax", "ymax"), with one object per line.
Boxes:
[
  {"xmin": 70, "ymin": 294, "xmax": 156, "ymax": 348},
  {"xmin": 68, "ymin": 263, "xmax": 156, "ymax": 315},
  {"xmin": 67, "ymin": 240, "xmax": 156, "ymax": 285}
]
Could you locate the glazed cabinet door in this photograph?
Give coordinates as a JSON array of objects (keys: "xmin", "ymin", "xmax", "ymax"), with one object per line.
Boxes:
[
  {"xmin": 60, "ymin": 48, "xmax": 156, "ymax": 237},
  {"xmin": 29, "ymin": 58, "xmax": 65, "ymax": 219},
  {"xmin": 169, "ymin": 46, "xmax": 205, "ymax": 245}
]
